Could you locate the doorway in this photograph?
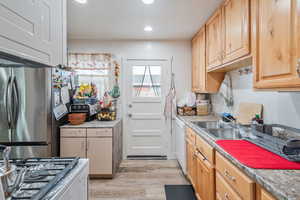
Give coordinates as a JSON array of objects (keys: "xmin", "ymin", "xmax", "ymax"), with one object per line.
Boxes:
[{"xmin": 123, "ymin": 59, "xmax": 171, "ymax": 158}]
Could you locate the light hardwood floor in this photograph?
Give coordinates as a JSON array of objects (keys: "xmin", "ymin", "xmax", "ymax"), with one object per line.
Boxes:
[{"xmin": 89, "ymin": 160, "xmax": 189, "ymax": 200}]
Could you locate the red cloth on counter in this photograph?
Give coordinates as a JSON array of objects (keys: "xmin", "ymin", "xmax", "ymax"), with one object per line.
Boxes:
[{"xmin": 216, "ymin": 140, "xmax": 300, "ymax": 169}]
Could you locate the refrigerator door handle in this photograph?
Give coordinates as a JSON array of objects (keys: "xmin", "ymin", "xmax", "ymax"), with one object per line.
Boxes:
[
  {"xmin": 12, "ymin": 76, "xmax": 20, "ymax": 129},
  {"xmin": 5, "ymin": 76, "xmax": 12, "ymax": 129}
]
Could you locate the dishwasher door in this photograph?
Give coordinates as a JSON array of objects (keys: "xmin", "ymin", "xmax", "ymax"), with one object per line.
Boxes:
[{"xmin": 175, "ymin": 117, "xmax": 186, "ymax": 174}]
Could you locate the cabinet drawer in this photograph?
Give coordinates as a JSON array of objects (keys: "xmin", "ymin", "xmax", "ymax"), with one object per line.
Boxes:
[
  {"xmin": 216, "ymin": 172, "xmax": 242, "ymax": 200},
  {"xmin": 87, "ymin": 128, "xmax": 112, "ymax": 137},
  {"xmin": 61, "ymin": 128, "xmax": 86, "ymax": 137},
  {"xmin": 216, "ymin": 152, "xmax": 255, "ymax": 200},
  {"xmin": 196, "ymin": 135, "xmax": 215, "ymax": 164},
  {"xmin": 186, "ymin": 128, "xmax": 196, "ymax": 145}
]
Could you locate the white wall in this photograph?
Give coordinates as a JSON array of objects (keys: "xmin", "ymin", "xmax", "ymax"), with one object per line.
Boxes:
[
  {"xmin": 211, "ymin": 67, "xmax": 300, "ymax": 129},
  {"xmin": 68, "ymin": 39, "xmax": 192, "ymax": 159},
  {"xmin": 68, "ymin": 39, "xmax": 192, "ymax": 100}
]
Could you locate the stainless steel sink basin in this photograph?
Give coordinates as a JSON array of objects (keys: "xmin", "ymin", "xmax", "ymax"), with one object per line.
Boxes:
[
  {"xmin": 207, "ymin": 128, "xmax": 243, "ymax": 139},
  {"xmin": 192, "ymin": 121, "xmax": 232, "ymax": 129}
]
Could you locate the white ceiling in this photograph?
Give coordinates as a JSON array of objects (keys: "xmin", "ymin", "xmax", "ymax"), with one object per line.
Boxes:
[{"xmin": 67, "ymin": 0, "xmax": 222, "ymax": 40}]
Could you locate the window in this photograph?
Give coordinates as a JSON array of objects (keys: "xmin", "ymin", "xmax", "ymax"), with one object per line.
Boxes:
[
  {"xmin": 132, "ymin": 65, "xmax": 161, "ymax": 97},
  {"xmin": 68, "ymin": 53, "xmax": 117, "ymax": 99}
]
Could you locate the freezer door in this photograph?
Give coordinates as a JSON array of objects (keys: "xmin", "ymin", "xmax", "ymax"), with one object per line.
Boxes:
[
  {"xmin": 10, "ymin": 144, "xmax": 50, "ymax": 159},
  {"xmin": 11, "ymin": 67, "xmax": 52, "ymax": 143},
  {"xmin": 0, "ymin": 67, "xmax": 12, "ymax": 142}
]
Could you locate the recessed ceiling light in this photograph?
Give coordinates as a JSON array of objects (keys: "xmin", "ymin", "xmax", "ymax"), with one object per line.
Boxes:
[
  {"xmin": 74, "ymin": 0, "xmax": 87, "ymax": 4},
  {"xmin": 142, "ymin": 0, "xmax": 155, "ymax": 5},
  {"xmin": 144, "ymin": 26, "xmax": 153, "ymax": 32}
]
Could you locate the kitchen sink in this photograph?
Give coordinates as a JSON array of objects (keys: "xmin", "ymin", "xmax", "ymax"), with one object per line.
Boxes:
[
  {"xmin": 207, "ymin": 128, "xmax": 243, "ymax": 139},
  {"xmin": 192, "ymin": 121, "xmax": 232, "ymax": 129}
]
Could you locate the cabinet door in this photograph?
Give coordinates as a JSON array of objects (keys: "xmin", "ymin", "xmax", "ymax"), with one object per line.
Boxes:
[
  {"xmin": 206, "ymin": 8, "xmax": 223, "ymax": 70},
  {"xmin": 87, "ymin": 137, "xmax": 112, "ymax": 175},
  {"xmin": 60, "ymin": 138, "xmax": 86, "ymax": 158},
  {"xmin": 186, "ymin": 141, "xmax": 192, "ymax": 180},
  {"xmin": 192, "ymin": 27, "xmax": 206, "ymax": 93},
  {"xmin": 186, "ymin": 140, "xmax": 196, "ymax": 186},
  {"xmin": 0, "ymin": 0, "xmax": 64, "ymax": 66},
  {"xmin": 252, "ymin": 0, "xmax": 300, "ymax": 89},
  {"xmin": 196, "ymin": 153, "xmax": 215, "ymax": 200},
  {"xmin": 261, "ymin": 189, "xmax": 276, "ymax": 200},
  {"xmin": 223, "ymin": 0, "xmax": 250, "ymax": 63},
  {"xmin": 192, "ymin": 34, "xmax": 201, "ymax": 92}
]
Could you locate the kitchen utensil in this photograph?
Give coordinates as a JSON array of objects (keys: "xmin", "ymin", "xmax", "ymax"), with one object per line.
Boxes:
[
  {"xmin": 236, "ymin": 102, "xmax": 263, "ymax": 125},
  {"xmin": 0, "ymin": 145, "xmax": 27, "ymax": 197}
]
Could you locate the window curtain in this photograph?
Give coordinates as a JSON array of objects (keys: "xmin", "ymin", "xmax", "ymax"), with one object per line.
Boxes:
[
  {"xmin": 68, "ymin": 53, "xmax": 115, "ymax": 99},
  {"xmin": 68, "ymin": 53, "xmax": 112, "ymax": 69}
]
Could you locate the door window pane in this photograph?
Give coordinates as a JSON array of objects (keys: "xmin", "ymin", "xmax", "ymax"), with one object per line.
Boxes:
[{"xmin": 132, "ymin": 66, "xmax": 161, "ymax": 97}]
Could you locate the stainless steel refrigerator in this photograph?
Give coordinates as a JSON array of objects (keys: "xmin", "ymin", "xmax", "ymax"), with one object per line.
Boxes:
[{"xmin": 0, "ymin": 53, "xmax": 52, "ymax": 159}]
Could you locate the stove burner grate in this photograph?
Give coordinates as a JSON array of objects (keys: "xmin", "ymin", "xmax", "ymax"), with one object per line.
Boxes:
[{"xmin": 10, "ymin": 157, "xmax": 79, "ymax": 200}]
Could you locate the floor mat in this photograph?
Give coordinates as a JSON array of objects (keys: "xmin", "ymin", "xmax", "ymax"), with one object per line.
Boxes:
[{"xmin": 165, "ymin": 185, "xmax": 196, "ymax": 200}]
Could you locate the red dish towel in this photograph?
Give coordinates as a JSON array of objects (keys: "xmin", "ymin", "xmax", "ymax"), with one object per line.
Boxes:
[{"xmin": 216, "ymin": 140, "xmax": 300, "ymax": 169}]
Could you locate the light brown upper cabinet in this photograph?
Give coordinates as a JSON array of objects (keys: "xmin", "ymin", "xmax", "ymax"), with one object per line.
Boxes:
[
  {"xmin": 205, "ymin": 0, "xmax": 251, "ymax": 72},
  {"xmin": 252, "ymin": 0, "xmax": 300, "ymax": 90},
  {"xmin": 192, "ymin": 29, "xmax": 202, "ymax": 92},
  {"xmin": 222, "ymin": 0, "xmax": 250, "ymax": 64},
  {"xmin": 206, "ymin": 8, "xmax": 223, "ymax": 70},
  {"xmin": 192, "ymin": 27, "xmax": 225, "ymax": 93}
]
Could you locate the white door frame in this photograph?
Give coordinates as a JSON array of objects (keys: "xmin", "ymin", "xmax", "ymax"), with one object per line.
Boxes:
[{"xmin": 121, "ymin": 57, "xmax": 173, "ymax": 159}]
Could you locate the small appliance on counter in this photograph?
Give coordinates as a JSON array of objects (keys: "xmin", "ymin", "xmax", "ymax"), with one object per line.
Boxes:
[{"xmin": 70, "ymin": 103, "xmax": 100, "ymax": 122}]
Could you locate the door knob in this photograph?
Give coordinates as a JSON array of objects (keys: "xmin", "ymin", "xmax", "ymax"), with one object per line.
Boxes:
[
  {"xmin": 128, "ymin": 104, "xmax": 132, "ymax": 108},
  {"xmin": 128, "ymin": 113, "xmax": 132, "ymax": 118}
]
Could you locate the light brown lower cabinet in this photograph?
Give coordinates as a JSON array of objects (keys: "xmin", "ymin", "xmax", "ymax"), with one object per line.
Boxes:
[
  {"xmin": 186, "ymin": 137, "xmax": 197, "ymax": 187},
  {"xmin": 216, "ymin": 172, "xmax": 242, "ymax": 200},
  {"xmin": 186, "ymin": 129, "xmax": 279, "ymax": 200},
  {"xmin": 186, "ymin": 129, "xmax": 215, "ymax": 200},
  {"xmin": 216, "ymin": 152, "xmax": 255, "ymax": 200},
  {"xmin": 196, "ymin": 151, "xmax": 215, "ymax": 200},
  {"xmin": 60, "ymin": 121, "xmax": 122, "ymax": 178},
  {"xmin": 256, "ymin": 185, "xmax": 277, "ymax": 200}
]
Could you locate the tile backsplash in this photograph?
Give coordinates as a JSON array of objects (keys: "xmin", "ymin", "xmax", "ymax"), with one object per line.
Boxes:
[{"xmin": 211, "ymin": 66, "xmax": 300, "ymax": 129}]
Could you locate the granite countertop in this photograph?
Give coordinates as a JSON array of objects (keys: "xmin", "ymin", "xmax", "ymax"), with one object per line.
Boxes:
[
  {"xmin": 61, "ymin": 118, "xmax": 122, "ymax": 128},
  {"xmin": 177, "ymin": 115, "xmax": 300, "ymax": 200}
]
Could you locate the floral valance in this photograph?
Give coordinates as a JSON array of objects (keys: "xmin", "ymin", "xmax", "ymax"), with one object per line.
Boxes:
[{"xmin": 68, "ymin": 53, "xmax": 112, "ymax": 70}]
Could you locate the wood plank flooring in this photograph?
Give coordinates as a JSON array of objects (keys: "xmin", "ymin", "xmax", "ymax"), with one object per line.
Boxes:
[{"xmin": 89, "ymin": 160, "xmax": 189, "ymax": 200}]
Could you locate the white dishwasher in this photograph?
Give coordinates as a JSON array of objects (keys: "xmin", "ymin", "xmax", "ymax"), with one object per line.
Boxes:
[{"xmin": 174, "ymin": 117, "xmax": 186, "ymax": 174}]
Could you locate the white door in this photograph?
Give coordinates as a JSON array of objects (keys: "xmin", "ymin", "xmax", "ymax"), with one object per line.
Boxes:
[{"xmin": 124, "ymin": 59, "xmax": 171, "ymax": 157}]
